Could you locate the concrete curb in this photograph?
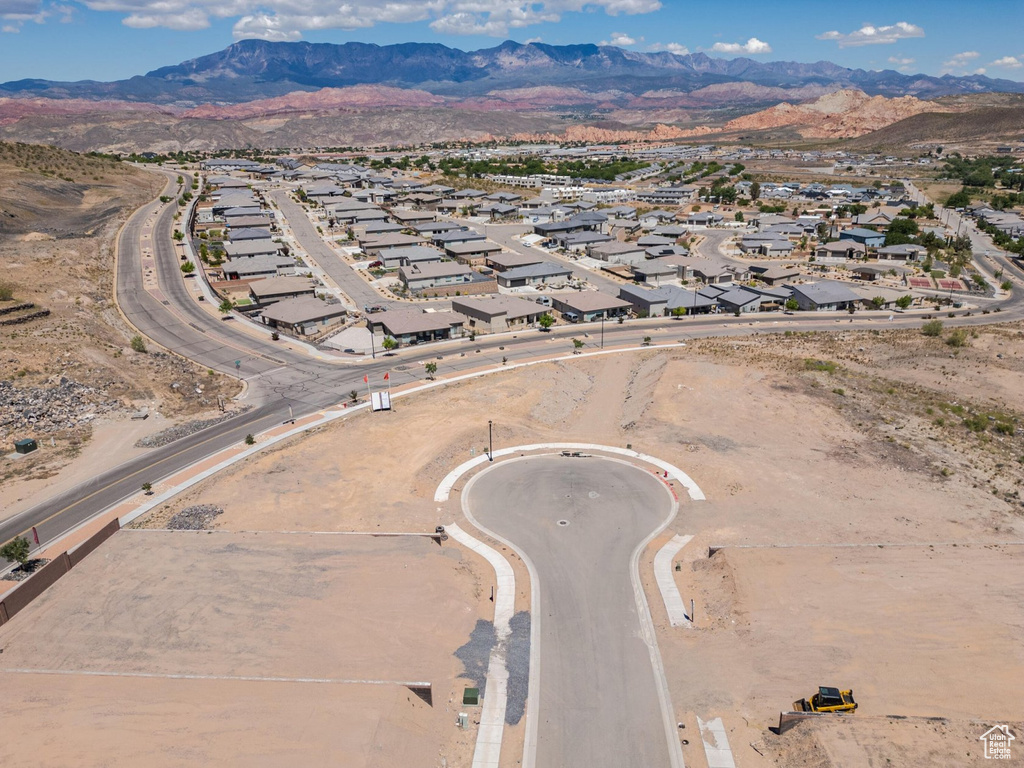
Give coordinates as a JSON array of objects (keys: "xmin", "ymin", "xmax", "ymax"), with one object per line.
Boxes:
[
  {"xmin": 444, "ymin": 524, "xmax": 516, "ymax": 768},
  {"xmin": 435, "ymin": 441, "xmax": 704, "ymax": 503},
  {"xmin": 654, "ymin": 534, "xmax": 694, "ymax": 627}
]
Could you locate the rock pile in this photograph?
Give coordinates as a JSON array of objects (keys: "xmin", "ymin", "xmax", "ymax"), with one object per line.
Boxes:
[
  {"xmin": 166, "ymin": 504, "xmax": 224, "ymax": 530},
  {"xmin": 135, "ymin": 407, "xmax": 250, "ymax": 448},
  {"xmin": 0, "ymin": 378, "xmax": 121, "ymax": 438}
]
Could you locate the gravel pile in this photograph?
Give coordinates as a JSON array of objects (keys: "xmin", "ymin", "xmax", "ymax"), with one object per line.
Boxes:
[
  {"xmin": 454, "ymin": 619, "xmax": 496, "ymax": 695},
  {"xmin": 453, "ymin": 611, "xmax": 530, "ymax": 724},
  {"xmin": 135, "ymin": 407, "xmax": 250, "ymax": 448},
  {"xmin": 504, "ymin": 612, "xmax": 531, "ymax": 725},
  {"xmin": 0, "ymin": 378, "xmax": 121, "ymax": 437},
  {"xmin": 166, "ymin": 504, "xmax": 224, "ymax": 530}
]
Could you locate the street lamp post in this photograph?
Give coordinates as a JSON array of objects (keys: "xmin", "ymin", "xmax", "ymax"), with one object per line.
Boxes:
[
  {"xmin": 488, "ymin": 420, "xmax": 493, "ymax": 462},
  {"xmin": 601, "ymin": 314, "xmax": 605, "ymax": 349}
]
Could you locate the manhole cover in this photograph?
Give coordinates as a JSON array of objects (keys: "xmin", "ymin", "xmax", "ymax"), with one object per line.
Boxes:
[
  {"xmin": 395, "ymin": 365, "xmax": 410, "ymax": 371},
  {"xmin": 557, "ymin": 519, "xmax": 570, "ymax": 527}
]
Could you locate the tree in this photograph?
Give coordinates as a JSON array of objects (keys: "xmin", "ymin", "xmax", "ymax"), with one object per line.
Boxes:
[
  {"xmin": 180, "ymin": 261, "xmax": 195, "ymax": 274},
  {"xmin": 945, "ymin": 189, "xmax": 971, "ymax": 209},
  {"xmin": 895, "ymin": 295, "xmax": 913, "ymax": 309},
  {"xmin": 885, "ymin": 217, "xmax": 919, "ymax": 246},
  {"xmin": 538, "ymin": 313, "xmax": 555, "ymax": 331},
  {"xmin": 870, "ymin": 296, "xmax": 886, "ymax": 310},
  {"xmin": 0, "ymin": 536, "xmax": 30, "ymax": 566},
  {"xmin": 671, "ymin": 306, "xmax": 687, "ymax": 317},
  {"xmin": 734, "ymin": 211, "xmax": 744, "ymax": 222},
  {"xmin": 173, "ymin": 231, "xmax": 184, "ymax": 242},
  {"xmin": 244, "ymin": 433, "xmax": 256, "ymax": 445},
  {"xmin": 218, "ymin": 299, "xmax": 234, "ymax": 314},
  {"xmin": 750, "ymin": 181, "xmax": 761, "ymax": 201},
  {"xmin": 381, "ymin": 336, "xmax": 398, "ymax": 353},
  {"xmin": 785, "ymin": 298, "xmax": 800, "ymax": 311},
  {"xmin": 572, "ymin": 338, "xmax": 584, "ymax": 354},
  {"xmin": 922, "ymin": 319, "xmax": 944, "ymax": 337},
  {"xmin": 424, "ymin": 362, "xmax": 438, "ymax": 380},
  {"xmin": 141, "ymin": 482, "xmax": 153, "ymax": 495},
  {"xmin": 130, "ymin": 335, "xmax": 147, "ymax": 353}
]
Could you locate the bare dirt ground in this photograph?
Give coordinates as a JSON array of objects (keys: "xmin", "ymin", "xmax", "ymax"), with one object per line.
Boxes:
[
  {"xmin": 0, "ymin": 530, "xmax": 487, "ymax": 767},
  {"xmin": 0, "ymin": 143, "xmax": 240, "ymax": 500},
  {"xmin": 32, "ymin": 322, "xmax": 1024, "ymax": 766}
]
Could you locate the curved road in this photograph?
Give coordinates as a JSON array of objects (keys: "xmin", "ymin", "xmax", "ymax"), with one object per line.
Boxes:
[
  {"xmin": 466, "ymin": 456, "xmax": 680, "ymax": 768},
  {"xmin": 5, "ymin": 172, "xmax": 1024, "ymax": 552}
]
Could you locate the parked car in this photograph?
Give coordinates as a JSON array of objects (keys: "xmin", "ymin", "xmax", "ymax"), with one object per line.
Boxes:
[{"xmin": 364, "ymin": 304, "xmax": 387, "ymax": 313}]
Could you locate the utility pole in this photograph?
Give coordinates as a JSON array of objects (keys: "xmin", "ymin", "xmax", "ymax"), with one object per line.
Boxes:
[
  {"xmin": 488, "ymin": 420, "xmax": 493, "ymax": 462},
  {"xmin": 600, "ymin": 314, "xmax": 605, "ymax": 349}
]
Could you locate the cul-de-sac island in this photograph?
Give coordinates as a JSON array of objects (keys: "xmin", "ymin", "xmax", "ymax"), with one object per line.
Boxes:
[{"xmin": 1, "ymin": 6, "xmax": 1023, "ymax": 766}]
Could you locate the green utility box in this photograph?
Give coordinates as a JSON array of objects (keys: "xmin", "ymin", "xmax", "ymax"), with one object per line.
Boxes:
[
  {"xmin": 14, "ymin": 438, "xmax": 38, "ymax": 455},
  {"xmin": 463, "ymin": 688, "xmax": 480, "ymax": 706}
]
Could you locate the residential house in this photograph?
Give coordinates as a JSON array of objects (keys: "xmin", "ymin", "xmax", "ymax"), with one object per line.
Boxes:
[
  {"xmin": 787, "ymin": 281, "xmax": 861, "ymax": 311},
  {"xmin": 445, "ymin": 240, "xmax": 503, "ymax": 265},
  {"xmin": 451, "ymin": 296, "xmax": 546, "ymax": 333},
  {"xmin": 839, "ymin": 227, "xmax": 886, "ymax": 248},
  {"xmin": 222, "ymin": 255, "xmax": 295, "ymax": 280},
  {"xmin": 367, "ymin": 309, "xmax": 466, "ymax": 347},
  {"xmin": 224, "ymin": 240, "xmax": 281, "ymax": 259},
  {"xmin": 248, "ymin": 276, "xmax": 316, "ymax": 306},
  {"xmin": 260, "ymin": 297, "xmax": 346, "ymax": 336},
  {"xmin": 377, "ymin": 246, "xmax": 445, "ymax": 269},
  {"xmin": 551, "ymin": 292, "xmax": 631, "ymax": 322},
  {"xmin": 398, "ymin": 262, "xmax": 474, "ymax": 292},
  {"xmin": 496, "ymin": 262, "xmax": 573, "ymax": 288},
  {"xmin": 485, "ymin": 251, "xmax": 544, "ymax": 272},
  {"xmin": 715, "ymin": 287, "xmax": 763, "ymax": 313},
  {"xmin": 815, "ymin": 241, "xmax": 867, "ymax": 263},
  {"xmin": 618, "ymin": 284, "xmax": 717, "ymax": 316},
  {"xmin": 588, "ymin": 241, "xmax": 647, "ymax": 265},
  {"xmin": 876, "ymin": 243, "xmax": 927, "ymax": 262}
]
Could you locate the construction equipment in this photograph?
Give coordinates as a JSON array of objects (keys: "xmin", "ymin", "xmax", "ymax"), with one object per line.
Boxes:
[{"xmin": 793, "ymin": 687, "xmax": 857, "ymax": 713}]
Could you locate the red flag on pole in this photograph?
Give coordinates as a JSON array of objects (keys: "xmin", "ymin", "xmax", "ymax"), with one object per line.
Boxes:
[
  {"xmin": 363, "ymin": 374, "xmax": 368, "ymax": 383},
  {"xmin": 383, "ymin": 372, "xmax": 389, "ymax": 381},
  {"xmin": 31, "ymin": 526, "xmax": 39, "ymax": 546}
]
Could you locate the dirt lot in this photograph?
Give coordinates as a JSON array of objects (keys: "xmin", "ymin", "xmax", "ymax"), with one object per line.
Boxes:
[
  {"xmin": 0, "ymin": 144, "xmax": 240, "ymax": 500},
  {"xmin": 33, "ymin": 323, "xmax": 1024, "ymax": 765},
  {"xmin": 0, "ymin": 530, "xmax": 486, "ymax": 767}
]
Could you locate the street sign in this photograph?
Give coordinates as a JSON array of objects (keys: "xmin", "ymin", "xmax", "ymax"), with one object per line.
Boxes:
[{"xmin": 234, "ymin": 360, "xmax": 241, "ymax": 370}]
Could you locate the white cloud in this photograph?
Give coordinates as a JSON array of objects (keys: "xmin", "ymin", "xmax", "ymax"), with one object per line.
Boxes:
[
  {"xmin": 69, "ymin": 0, "xmax": 662, "ymax": 39},
  {"xmin": 599, "ymin": 31, "xmax": 640, "ymax": 46},
  {"xmin": 817, "ymin": 21, "xmax": 924, "ymax": 48},
  {"xmin": 711, "ymin": 37, "xmax": 772, "ymax": 55},
  {"xmin": 942, "ymin": 50, "xmax": 979, "ymax": 68},
  {"xmin": 990, "ymin": 56, "xmax": 1022, "ymax": 69},
  {"xmin": 648, "ymin": 41, "xmax": 688, "ymax": 55},
  {"xmin": 2, "ymin": 22, "xmax": 18, "ymax": 30},
  {"xmin": 887, "ymin": 55, "xmax": 914, "ymax": 72}
]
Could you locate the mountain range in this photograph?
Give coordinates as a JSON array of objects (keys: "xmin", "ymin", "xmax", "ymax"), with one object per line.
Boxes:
[{"xmin": 4, "ymin": 39, "xmax": 1023, "ymax": 107}]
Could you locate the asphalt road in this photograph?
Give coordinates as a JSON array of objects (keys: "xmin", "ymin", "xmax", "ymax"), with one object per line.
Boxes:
[
  {"xmin": 6, "ymin": 172, "xmax": 1024, "ymax": 555},
  {"xmin": 466, "ymin": 456, "xmax": 677, "ymax": 768},
  {"xmin": 270, "ymin": 189, "xmax": 397, "ymax": 312}
]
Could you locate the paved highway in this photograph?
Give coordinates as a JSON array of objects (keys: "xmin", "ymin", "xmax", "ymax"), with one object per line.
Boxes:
[
  {"xmin": 5, "ymin": 173, "xmax": 1024, "ymax": 554},
  {"xmin": 466, "ymin": 456, "xmax": 679, "ymax": 768}
]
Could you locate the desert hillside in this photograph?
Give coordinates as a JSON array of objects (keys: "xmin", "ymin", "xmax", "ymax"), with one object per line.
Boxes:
[
  {"xmin": 0, "ymin": 143, "xmax": 238, "ymax": 493},
  {"xmin": 722, "ymin": 89, "xmax": 951, "ymax": 139}
]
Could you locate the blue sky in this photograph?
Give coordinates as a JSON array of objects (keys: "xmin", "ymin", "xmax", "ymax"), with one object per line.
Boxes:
[{"xmin": 1, "ymin": 0, "xmax": 1022, "ymax": 83}]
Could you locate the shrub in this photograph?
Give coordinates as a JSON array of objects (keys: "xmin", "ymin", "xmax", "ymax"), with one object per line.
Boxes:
[
  {"xmin": 921, "ymin": 319, "xmax": 943, "ymax": 337},
  {"xmin": 1001, "ymin": 280, "xmax": 1012, "ymax": 291},
  {"xmin": 804, "ymin": 359, "xmax": 838, "ymax": 374},
  {"xmin": 0, "ymin": 280, "xmax": 14, "ymax": 301},
  {"xmin": 244, "ymin": 433, "xmax": 256, "ymax": 445},
  {"xmin": 946, "ymin": 328, "xmax": 968, "ymax": 347},
  {"xmin": 130, "ymin": 335, "xmax": 147, "ymax": 353}
]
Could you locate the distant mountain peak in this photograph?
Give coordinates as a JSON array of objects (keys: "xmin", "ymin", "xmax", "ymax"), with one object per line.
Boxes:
[{"xmin": 3, "ymin": 39, "xmax": 1023, "ymax": 108}]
